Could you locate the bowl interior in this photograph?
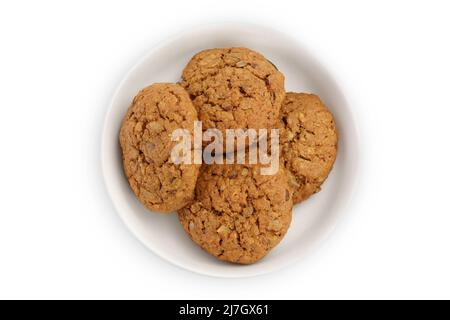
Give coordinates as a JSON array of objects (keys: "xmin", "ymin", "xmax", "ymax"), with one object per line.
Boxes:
[{"xmin": 102, "ymin": 23, "xmax": 358, "ymax": 277}]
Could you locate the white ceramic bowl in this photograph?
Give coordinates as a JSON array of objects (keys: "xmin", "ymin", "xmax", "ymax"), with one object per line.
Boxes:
[{"xmin": 101, "ymin": 23, "xmax": 359, "ymax": 278}]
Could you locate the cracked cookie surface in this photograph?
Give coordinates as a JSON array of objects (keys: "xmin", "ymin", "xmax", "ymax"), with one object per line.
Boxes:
[
  {"xmin": 181, "ymin": 48, "xmax": 285, "ymax": 141},
  {"xmin": 178, "ymin": 163, "xmax": 293, "ymax": 264},
  {"xmin": 280, "ymin": 92, "xmax": 338, "ymax": 203},
  {"xmin": 119, "ymin": 83, "xmax": 200, "ymax": 213}
]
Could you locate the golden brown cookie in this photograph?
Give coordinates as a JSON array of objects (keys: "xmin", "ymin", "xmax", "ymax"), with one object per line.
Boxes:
[
  {"xmin": 280, "ymin": 92, "xmax": 338, "ymax": 203},
  {"xmin": 119, "ymin": 83, "xmax": 200, "ymax": 213},
  {"xmin": 181, "ymin": 48, "xmax": 285, "ymax": 144},
  {"xmin": 178, "ymin": 163, "xmax": 293, "ymax": 264}
]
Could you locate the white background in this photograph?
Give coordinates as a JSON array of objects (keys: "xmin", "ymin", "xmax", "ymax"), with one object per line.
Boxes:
[{"xmin": 0, "ymin": 0, "xmax": 449, "ymax": 299}]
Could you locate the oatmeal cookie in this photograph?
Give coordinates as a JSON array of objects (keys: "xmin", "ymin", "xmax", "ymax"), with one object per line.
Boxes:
[
  {"xmin": 119, "ymin": 83, "xmax": 200, "ymax": 213},
  {"xmin": 280, "ymin": 92, "xmax": 338, "ymax": 203},
  {"xmin": 178, "ymin": 163, "xmax": 293, "ymax": 264},
  {"xmin": 181, "ymin": 48, "xmax": 285, "ymax": 145}
]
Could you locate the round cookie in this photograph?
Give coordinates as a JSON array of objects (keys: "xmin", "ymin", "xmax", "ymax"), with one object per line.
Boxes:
[
  {"xmin": 178, "ymin": 163, "xmax": 293, "ymax": 264},
  {"xmin": 119, "ymin": 83, "xmax": 200, "ymax": 213},
  {"xmin": 181, "ymin": 48, "xmax": 285, "ymax": 145},
  {"xmin": 280, "ymin": 92, "xmax": 338, "ymax": 203}
]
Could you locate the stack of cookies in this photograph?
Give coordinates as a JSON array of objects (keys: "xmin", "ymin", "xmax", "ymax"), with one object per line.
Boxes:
[{"xmin": 119, "ymin": 48, "xmax": 338, "ymax": 264}]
